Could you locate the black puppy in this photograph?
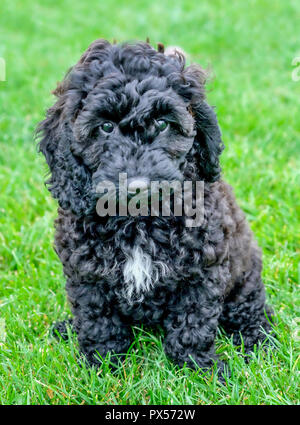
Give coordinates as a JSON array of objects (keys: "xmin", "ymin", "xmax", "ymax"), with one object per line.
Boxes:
[{"xmin": 37, "ymin": 40, "xmax": 273, "ymax": 375}]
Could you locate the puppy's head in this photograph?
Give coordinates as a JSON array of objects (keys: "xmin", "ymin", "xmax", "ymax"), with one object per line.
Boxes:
[{"xmin": 37, "ymin": 39, "xmax": 224, "ymax": 217}]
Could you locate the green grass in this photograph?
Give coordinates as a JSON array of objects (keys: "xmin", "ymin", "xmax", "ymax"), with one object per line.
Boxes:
[{"xmin": 0, "ymin": 0, "xmax": 299, "ymax": 405}]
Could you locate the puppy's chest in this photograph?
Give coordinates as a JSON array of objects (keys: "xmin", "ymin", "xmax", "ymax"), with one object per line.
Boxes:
[{"xmin": 120, "ymin": 244, "xmax": 171, "ymax": 302}]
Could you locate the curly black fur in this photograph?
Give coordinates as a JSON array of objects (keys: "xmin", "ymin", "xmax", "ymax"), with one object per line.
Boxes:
[{"xmin": 37, "ymin": 40, "xmax": 273, "ymax": 375}]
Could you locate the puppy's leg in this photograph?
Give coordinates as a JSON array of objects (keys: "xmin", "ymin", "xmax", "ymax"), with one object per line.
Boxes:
[
  {"xmin": 77, "ymin": 313, "xmax": 132, "ymax": 367},
  {"xmin": 219, "ymin": 261, "xmax": 273, "ymax": 353},
  {"xmin": 163, "ymin": 286, "xmax": 225, "ymax": 374},
  {"xmin": 65, "ymin": 281, "xmax": 133, "ymax": 367},
  {"xmin": 52, "ymin": 318, "xmax": 74, "ymax": 340}
]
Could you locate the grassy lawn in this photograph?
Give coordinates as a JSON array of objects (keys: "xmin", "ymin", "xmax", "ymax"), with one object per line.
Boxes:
[{"xmin": 0, "ymin": 0, "xmax": 299, "ymax": 405}]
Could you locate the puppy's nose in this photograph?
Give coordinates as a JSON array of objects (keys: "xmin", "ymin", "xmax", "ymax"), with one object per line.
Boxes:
[{"xmin": 127, "ymin": 177, "xmax": 150, "ymax": 194}]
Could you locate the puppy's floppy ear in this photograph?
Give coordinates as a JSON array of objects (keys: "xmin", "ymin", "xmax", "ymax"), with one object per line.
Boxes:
[
  {"xmin": 36, "ymin": 82, "xmax": 92, "ymax": 216},
  {"xmin": 37, "ymin": 90, "xmax": 64, "ymax": 172},
  {"xmin": 185, "ymin": 65, "xmax": 224, "ymax": 182},
  {"xmin": 190, "ymin": 100, "xmax": 224, "ymax": 182},
  {"xmin": 37, "ymin": 39, "xmax": 112, "ymax": 216}
]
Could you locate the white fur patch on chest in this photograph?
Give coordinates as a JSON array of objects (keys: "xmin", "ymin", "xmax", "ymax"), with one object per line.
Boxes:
[{"xmin": 122, "ymin": 245, "xmax": 169, "ymax": 303}]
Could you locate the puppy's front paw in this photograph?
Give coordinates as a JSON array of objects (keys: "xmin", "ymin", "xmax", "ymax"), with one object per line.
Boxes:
[{"xmin": 52, "ymin": 319, "xmax": 74, "ymax": 341}]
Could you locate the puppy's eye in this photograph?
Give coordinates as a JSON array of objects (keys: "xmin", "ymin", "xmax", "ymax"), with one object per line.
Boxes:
[
  {"xmin": 156, "ymin": 119, "xmax": 168, "ymax": 132},
  {"xmin": 101, "ymin": 122, "xmax": 114, "ymax": 133}
]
